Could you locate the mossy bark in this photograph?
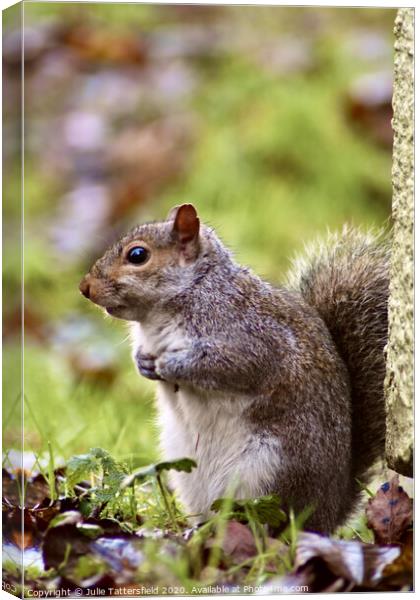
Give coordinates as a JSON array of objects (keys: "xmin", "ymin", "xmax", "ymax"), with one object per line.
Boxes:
[{"xmin": 385, "ymin": 8, "xmax": 414, "ymax": 477}]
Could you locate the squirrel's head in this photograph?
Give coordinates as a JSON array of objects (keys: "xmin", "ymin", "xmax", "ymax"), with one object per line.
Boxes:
[{"xmin": 79, "ymin": 204, "xmax": 219, "ymax": 321}]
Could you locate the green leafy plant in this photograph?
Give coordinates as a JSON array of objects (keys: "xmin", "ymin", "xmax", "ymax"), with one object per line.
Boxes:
[
  {"xmin": 67, "ymin": 447, "xmax": 128, "ymax": 506},
  {"xmin": 121, "ymin": 457, "xmax": 197, "ymax": 532},
  {"xmin": 211, "ymin": 494, "xmax": 287, "ymax": 528},
  {"xmin": 121, "ymin": 457, "xmax": 197, "ymax": 488}
]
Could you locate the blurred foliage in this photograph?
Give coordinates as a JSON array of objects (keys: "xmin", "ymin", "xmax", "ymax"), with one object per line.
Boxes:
[{"xmin": 3, "ymin": 4, "xmax": 395, "ymax": 467}]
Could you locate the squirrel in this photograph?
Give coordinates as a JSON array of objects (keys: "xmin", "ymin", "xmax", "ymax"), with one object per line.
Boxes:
[{"xmin": 79, "ymin": 204, "xmax": 390, "ymax": 533}]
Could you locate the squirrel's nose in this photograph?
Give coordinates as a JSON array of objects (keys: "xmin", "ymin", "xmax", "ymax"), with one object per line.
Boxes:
[{"xmin": 79, "ymin": 276, "xmax": 91, "ymax": 299}]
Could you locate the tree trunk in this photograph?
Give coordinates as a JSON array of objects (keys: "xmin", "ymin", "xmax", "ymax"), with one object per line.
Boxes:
[{"xmin": 385, "ymin": 8, "xmax": 414, "ymax": 477}]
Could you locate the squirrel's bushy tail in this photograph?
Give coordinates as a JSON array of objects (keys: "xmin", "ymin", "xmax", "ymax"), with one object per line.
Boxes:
[{"xmin": 287, "ymin": 227, "xmax": 390, "ymax": 484}]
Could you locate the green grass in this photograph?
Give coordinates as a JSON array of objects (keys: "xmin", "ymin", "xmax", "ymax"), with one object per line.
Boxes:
[{"xmin": 22, "ymin": 344, "xmax": 158, "ymax": 467}]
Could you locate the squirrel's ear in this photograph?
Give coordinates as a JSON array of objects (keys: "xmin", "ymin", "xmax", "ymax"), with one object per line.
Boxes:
[
  {"xmin": 170, "ymin": 204, "xmax": 200, "ymax": 263},
  {"xmin": 171, "ymin": 204, "xmax": 200, "ymax": 245},
  {"xmin": 166, "ymin": 205, "xmax": 180, "ymax": 221}
]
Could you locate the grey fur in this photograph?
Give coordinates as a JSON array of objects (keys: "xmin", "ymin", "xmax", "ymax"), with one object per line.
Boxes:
[{"xmin": 81, "ymin": 214, "xmax": 390, "ymax": 533}]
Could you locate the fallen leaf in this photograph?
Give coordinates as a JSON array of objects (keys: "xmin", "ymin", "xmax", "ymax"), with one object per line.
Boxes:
[
  {"xmin": 295, "ymin": 531, "xmax": 400, "ymax": 588},
  {"xmin": 381, "ymin": 529, "xmax": 413, "ymax": 589},
  {"xmin": 2, "ymin": 468, "xmax": 55, "ymax": 509},
  {"xmin": 345, "ymin": 70, "xmax": 393, "ymax": 148},
  {"xmin": 220, "ymin": 520, "xmax": 257, "ymax": 565},
  {"xmin": 91, "ymin": 537, "xmax": 144, "ymax": 573},
  {"xmin": 366, "ymin": 474, "xmax": 413, "ymax": 544},
  {"xmin": 257, "ymin": 561, "xmax": 344, "ymax": 595},
  {"xmin": 59, "ymin": 22, "xmax": 148, "ymax": 65},
  {"xmin": 42, "ymin": 512, "xmax": 91, "ymax": 570}
]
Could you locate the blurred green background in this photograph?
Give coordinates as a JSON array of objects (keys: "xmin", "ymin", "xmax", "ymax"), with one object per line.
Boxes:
[{"xmin": 3, "ymin": 3, "xmax": 395, "ymax": 471}]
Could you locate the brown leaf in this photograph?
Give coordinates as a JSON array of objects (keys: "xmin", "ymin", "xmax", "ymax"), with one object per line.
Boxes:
[
  {"xmin": 259, "ymin": 561, "xmax": 350, "ymax": 595},
  {"xmin": 381, "ymin": 529, "xmax": 413, "ymax": 589},
  {"xmin": 68, "ymin": 350, "xmax": 118, "ymax": 387},
  {"xmin": 2, "ymin": 468, "xmax": 21, "ymax": 506},
  {"xmin": 345, "ymin": 70, "xmax": 393, "ymax": 149},
  {"xmin": 294, "ymin": 532, "xmax": 400, "ymax": 590},
  {"xmin": 366, "ymin": 474, "xmax": 413, "ymax": 544},
  {"xmin": 222, "ymin": 520, "xmax": 257, "ymax": 564},
  {"xmin": 3, "ymin": 306, "xmax": 49, "ymax": 342},
  {"xmin": 57, "ymin": 574, "xmax": 117, "ymax": 595},
  {"xmin": 3, "ymin": 468, "xmax": 57, "ymax": 510},
  {"xmin": 3, "ymin": 506, "xmax": 42, "ymax": 550},
  {"xmin": 204, "ymin": 520, "xmax": 257, "ymax": 566},
  {"xmin": 60, "ymin": 23, "xmax": 148, "ymax": 65},
  {"xmin": 42, "ymin": 515, "xmax": 90, "ymax": 570}
]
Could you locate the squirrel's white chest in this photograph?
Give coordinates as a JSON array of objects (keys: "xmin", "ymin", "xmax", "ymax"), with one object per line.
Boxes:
[
  {"xmin": 156, "ymin": 384, "xmax": 283, "ymax": 521},
  {"xmin": 156, "ymin": 383, "xmax": 256, "ymax": 516},
  {"xmin": 130, "ymin": 321, "xmax": 282, "ymax": 520},
  {"xmin": 130, "ymin": 317, "xmax": 185, "ymax": 356}
]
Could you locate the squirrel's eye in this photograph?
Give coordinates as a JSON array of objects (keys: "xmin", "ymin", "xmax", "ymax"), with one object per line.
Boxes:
[{"xmin": 126, "ymin": 246, "xmax": 149, "ymax": 265}]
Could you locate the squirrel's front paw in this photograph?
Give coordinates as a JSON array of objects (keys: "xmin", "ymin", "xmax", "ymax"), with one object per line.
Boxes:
[
  {"xmin": 135, "ymin": 351, "xmax": 163, "ymax": 381},
  {"xmin": 155, "ymin": 349, "xmax": 187, "ymax": 382}
]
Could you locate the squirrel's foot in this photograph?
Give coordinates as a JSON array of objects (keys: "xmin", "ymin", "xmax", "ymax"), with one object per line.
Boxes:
[{"xmin": 135, "ymin": 352, "xmax": 163, "ymax": 381}]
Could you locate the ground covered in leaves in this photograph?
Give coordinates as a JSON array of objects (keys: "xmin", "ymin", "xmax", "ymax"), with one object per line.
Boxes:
[{"xmin": 2, "ymin": 450, "xmax": 413, "ymax": 596}]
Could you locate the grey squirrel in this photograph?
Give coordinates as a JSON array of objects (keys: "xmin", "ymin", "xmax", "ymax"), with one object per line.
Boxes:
[{"xmin": 79, "ymin": 204, "xmax": 390, "ymax": 532}]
